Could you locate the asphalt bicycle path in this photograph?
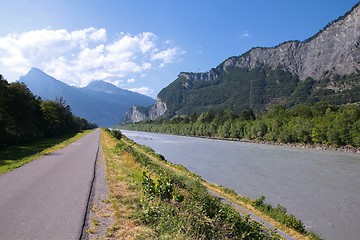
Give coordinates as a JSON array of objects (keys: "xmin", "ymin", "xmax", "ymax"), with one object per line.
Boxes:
[{"xmin": 0, "ymin": 129, "xmax": 100, "ymax": 240}]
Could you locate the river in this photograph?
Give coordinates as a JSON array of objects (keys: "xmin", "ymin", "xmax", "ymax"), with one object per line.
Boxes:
[{"xmin": 121, "ymin": 130, "xmax": 360, "ymax": 240}]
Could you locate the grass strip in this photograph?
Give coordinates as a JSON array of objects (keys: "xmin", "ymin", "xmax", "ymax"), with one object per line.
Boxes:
[
  {"xmin": 100, "ymin": 127, "xmax": 155, "ymax": 239},
  {"xmin": 0, "ymin": 129, "xmax": 94, "ymax": 175}
]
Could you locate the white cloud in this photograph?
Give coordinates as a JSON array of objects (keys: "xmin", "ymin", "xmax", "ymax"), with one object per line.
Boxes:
[
  {"xmin": 242, "ymin": 31, "xmax": 251, "ymax": 38},
  {"xmin": 151, "ymin": 47, "xmax": 185, "ymax": 68},
  {"xmin": 127, "ymin": 77, "xmax": 136, "ymax": 83},
  {"xmin": 110, "ymin": 80, "xmax": 123, "ymax": 88},
  {"xmin": 0, "ymin": 28, "xmax": 183, "ymax": 87},
  {"xmin": 127, "ymin": 86, "xmax": 154, "ymax": 96}
]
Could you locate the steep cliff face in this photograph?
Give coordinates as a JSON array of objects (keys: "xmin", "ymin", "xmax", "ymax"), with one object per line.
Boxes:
[
  {"xmin": 124, "ymin": 99, "xmax": 167, "ymax": 123},
  {"xmin": 149, "ymin": 99, "xmax": 167, "ymax": 120},
  {"xmin": 125, "ymin": 3, "xmax": 360, "ymax": 122},
  {"xmin": 179, "ymin": 68, "xmax": 220, "ymax": 88},
  {"xmin": 183, "ymin": 3, "xmax": 360, "ymax": 85},
  {"xmin": 227, "ymin": 3, "xmax": 360, "ymax": 81},
  {"xmin": 124, "ymin": 106, "xmax": 148, "ymax": 123}
]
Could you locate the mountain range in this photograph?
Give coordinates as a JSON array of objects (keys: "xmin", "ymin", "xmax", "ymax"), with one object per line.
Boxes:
[
  {"xmin": 19, "ymin": 68, "xmax": 154, "ymax": 126},
  {"xmin": 125, "ymin": 2, "xmax": 360, "ymax": 123}
]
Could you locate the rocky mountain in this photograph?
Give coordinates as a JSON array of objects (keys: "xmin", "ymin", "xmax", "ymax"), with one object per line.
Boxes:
[
  {"xmin": 124, "ymin": 99, "xmax": 167, "ymax": 123},
  {"xmin": 125, "ymin": 2, "xmax": 360, "ymax": 122},
  {"xmin": 19, "ymin": 68, "xmax": 155, "ymax": 126}
]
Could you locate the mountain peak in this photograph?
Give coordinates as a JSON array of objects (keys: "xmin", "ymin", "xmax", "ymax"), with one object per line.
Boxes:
[
  {"xmin": 18, "ymin": 72, "xmax": 155, "ymax": 126},
  {"xmin": 20, "ymin": 68, "xmax": 67, "ymax": 86},
  {"xmin": 84, "ymin": 80, "xmax": 122, "ymax": 94},
  {"xmin": 29, "ymin": 67, "xmax": 43, "ymax": 73}
]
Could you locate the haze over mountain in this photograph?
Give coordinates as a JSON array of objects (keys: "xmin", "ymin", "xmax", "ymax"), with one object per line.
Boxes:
[
  {"xmin": 19, "ymin": 68, "xmax": 154, "ymax": 126},
  {"xmin": 125, "ymin": 2, "xmax": 360, "ymax": 123}
]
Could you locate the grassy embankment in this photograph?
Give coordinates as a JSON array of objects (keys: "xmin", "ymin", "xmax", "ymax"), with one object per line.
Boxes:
[
  {"xmin": 0, "ymin": 129, "xmax": 94, "ymax": 175},
  {"xmin": 100, "ymin": 129, "xmax": 321, "ymax": 239}
]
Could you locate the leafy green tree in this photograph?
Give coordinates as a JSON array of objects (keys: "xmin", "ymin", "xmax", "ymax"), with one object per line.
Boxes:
[
  {"xmin": 6, "ymin": 82, "xmax": 44, "ymax": 144},
  {"xmin": 263, "ymin": 118, "xmax": 283, "ymax": 142},
  {"xmin": 311, "ymin": 117, "xmax": 329, "ymax": 144},
  {"xmin": 350, "ymin": 119, "xmax": 360, "ymax": 147},
  {"xmin": 250, "ymin": 120, "xmax": 267, "ymax": 140},
  {"xmin": 287, "ymin": 104, "xmax": 312, "ymax": 118},
  {"xmin": 41, "ymin": 99, "xmax": 81, "ymax": 137},
  {"xmin": 239, "ymin": 108, "xmax": 256, "ymax": 121},
  {"xmin": 218, "ymin": 120, "xmax": 232, "ymax": 138},
  {"xmin": 197, "ymin": 111, "xmax": 215, "ymax": 123}
]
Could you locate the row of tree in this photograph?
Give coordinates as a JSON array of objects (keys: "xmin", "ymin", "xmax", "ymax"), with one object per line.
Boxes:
[
  {"xmin": 0, "ymin": 75, "xmax": 97, "ymax": 147},
  {"xmin": 123, "ymin": 102, "xmax": 360, "ymax": 147}
]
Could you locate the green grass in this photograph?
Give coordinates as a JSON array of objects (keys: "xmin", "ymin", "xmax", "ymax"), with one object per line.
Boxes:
[{"xmin": 0, "ymin": 130, "xmax": 95, "ymax": 175}]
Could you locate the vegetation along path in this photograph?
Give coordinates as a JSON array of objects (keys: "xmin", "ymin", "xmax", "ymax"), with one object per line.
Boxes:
[{"xmin": 0, "ymin": 129, "xmax": 100, "ymax": 240}]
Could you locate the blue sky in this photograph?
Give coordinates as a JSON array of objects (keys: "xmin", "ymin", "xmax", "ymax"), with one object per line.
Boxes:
[{"xmin": 0, "ymin": 0, "xmax": 358, "ymax": 97}]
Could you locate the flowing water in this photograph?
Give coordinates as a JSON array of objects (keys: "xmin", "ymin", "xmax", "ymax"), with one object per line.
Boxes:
[{"xmin": 122, "ymin": 130, "xmax": 360, "ymax": 240}]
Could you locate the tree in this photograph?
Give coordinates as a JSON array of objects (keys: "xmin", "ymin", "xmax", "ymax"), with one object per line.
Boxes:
[
  {"xmin": 197, "ymin": 111, "xmax": 215, "ymax": 123},
  {"xmin": 239, "ymin": 109, "xmax": 256, "ymax": 121},
  {"xmin": 41, "ymin": 100, "xmax": 81, "ymax": 137},
  {"xmin": 0, "ymin": 75, "xmax": 9, "ymax": 146},
  {"xmin": 250, "ymin": 120, "xmax": 267, "ymax": 140},
  {"xmin": 5, "ymin": 82, "xmax": 44, "ymax": 144}
]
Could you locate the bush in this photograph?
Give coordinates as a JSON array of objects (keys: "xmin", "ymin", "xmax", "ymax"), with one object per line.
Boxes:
[
  {"xmin": 252, "ymin": 196, "xmax": 306, "ymax": 234},
  {"xmin": 109, "ymin": 129, "xmax": 122, "ymax": 140}
]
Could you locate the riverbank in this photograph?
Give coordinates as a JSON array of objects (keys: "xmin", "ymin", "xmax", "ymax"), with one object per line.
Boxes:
[
  {"xmin": 121, "ymin": 129, "xmax": 360, "ymax": 240},
  {"xmin": 120, "ymin": 128, "xmax": 360, "ymax": 154},
  {"xmin": 101, "ymin": 129, "xmax": 321, "ymax": 239},
  {"xmin": 214, "ymin": 137, "xmax": 360, "ymax": 154},
  {"xmin": 122, "ymin": 103, "xmax": 360, "ymax": 154}
]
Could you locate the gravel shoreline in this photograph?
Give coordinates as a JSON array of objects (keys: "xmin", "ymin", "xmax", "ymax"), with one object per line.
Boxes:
[
  {"xmin": 186, "ymin": 134, "xmax": 360, "ymax": 154},
  {"xmin": 243, "ymin": 139, "xmax": 360, "ymax": 154}
]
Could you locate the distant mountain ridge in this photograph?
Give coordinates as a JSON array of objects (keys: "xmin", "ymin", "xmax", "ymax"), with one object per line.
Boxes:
[
  {"xmin": 19, "ymin": 68, "xmax": 154, "ymax": 126},
  {"xmin": 124, "ymin": 2, "xmax": 360, "ymax": 122}
]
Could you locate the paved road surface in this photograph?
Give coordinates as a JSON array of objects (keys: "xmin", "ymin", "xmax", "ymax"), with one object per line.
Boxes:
[{"xmin": 0, "ymin": 129, "xmax": 100, "ymax": 240}]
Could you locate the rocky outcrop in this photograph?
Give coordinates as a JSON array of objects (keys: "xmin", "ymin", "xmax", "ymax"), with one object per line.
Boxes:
[
  {"xmin": 124, "ymin": 98, "xmax": 167, "ymax": 123},
  {"xmin": 124, "ymin": 106, "xmax": 148, "ymax": 123},
  {"xmin": 179, "ymin": 68, "xmax": 220, "ymax": 88},
  {"xmin": 223, "ymin": 3, "xmax": 360, "ymax": 80},
  {"xmin": 178, "ymin": 3, "xmax": 360, "ymax": 86},
  {"xmin": 149, "ymin": 99, "xmax": 167, "ymax": 120}
]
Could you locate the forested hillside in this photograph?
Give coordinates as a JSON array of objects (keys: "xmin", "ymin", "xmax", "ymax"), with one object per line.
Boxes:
[
  {"xmin": 0, "ymin": 74, "xmax": 96, "ymax": 147},
  {"xmin": 157, "ymin": 65, "xmax": 360, "ymax": 118}
]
